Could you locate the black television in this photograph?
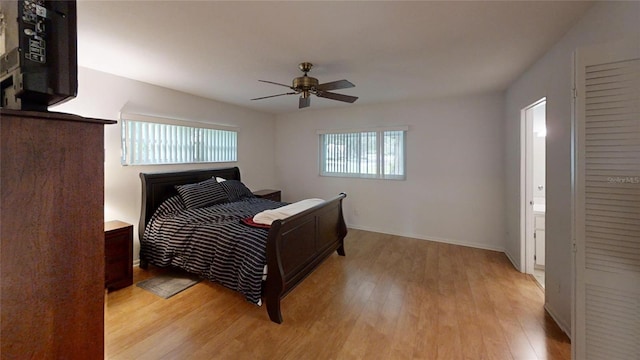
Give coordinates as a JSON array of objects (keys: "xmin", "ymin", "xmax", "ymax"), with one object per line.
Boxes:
[{"xmin": 0, "ymin": 0, "xmax": 77, "ymax": 111}]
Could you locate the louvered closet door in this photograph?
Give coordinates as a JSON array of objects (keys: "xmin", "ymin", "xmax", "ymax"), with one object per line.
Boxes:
[{"xmin": 574, "ymin": 39, "xmax": 640, "ymax": 360}]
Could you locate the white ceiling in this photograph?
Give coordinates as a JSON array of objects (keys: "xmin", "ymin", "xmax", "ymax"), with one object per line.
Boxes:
[{"xmin": 76, "ymin": 1, "xmax": 593, "ymax": 115}]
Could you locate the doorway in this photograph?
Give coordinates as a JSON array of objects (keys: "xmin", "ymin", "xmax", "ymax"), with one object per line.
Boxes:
[{"xmin": 521, "ymin": 98, "xmax": 546, "ymax": 288}]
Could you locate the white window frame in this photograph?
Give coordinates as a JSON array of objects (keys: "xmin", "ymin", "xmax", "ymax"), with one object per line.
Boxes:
[
  {"xmin": 318, "ymin": 126, "xmax": 407, "ymax": 180},
  {"xmin": 120, "ymin": 113, "xmax": 238, "ymax": 166}
]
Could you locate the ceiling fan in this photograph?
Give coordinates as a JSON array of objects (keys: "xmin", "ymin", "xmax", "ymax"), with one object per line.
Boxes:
[{"xmin": 251, "ymin": 62, "xmax": 358, "ymax": 109}]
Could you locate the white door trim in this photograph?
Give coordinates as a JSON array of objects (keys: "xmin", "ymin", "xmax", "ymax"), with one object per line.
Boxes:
[{"xmin": 520, "ymin": 97, "xmax": 546, "ymax": 274}]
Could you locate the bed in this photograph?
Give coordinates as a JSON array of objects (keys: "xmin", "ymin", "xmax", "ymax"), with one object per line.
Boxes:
[{"xmin": 138, "ymin": 167, "xmax": 347, "ymax": 323}]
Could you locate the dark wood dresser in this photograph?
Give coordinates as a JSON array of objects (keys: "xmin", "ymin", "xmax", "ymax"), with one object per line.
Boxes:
[
  {"xmin": 253, "ymin": 189, "xmax": 282, "ymax": 202},
  {"xmin": 0, "ymin": 110, "xmax": 115, "ymax": 359},
  {"xmin": 105, "ymin": 220, "xmax": 134, "ymax": 291}
]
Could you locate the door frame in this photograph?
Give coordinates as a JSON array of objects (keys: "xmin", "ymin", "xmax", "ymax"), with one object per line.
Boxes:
[{"xmin": 520, "ymin": 97, "xmax": 546, "ymax": 275}]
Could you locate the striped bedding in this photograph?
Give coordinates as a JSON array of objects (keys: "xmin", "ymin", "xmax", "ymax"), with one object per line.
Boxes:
[{"xmin": 141, "ymin": 195, "xmax": 286, "ymax": 305}]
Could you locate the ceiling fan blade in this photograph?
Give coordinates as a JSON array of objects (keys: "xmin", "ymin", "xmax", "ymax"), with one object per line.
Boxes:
[
  {"xmin": 316, "ymin": 91, "xmax": 358, "ymax": 103},
  {"xmin": 299, "ymin": 96, "xmax": 311, "ymax": 109},
  {"xmin": 251, "ymin": 92, "xmax": 296, "ymax": 101},
  {"xmin": 316, "ymin": 79, "xmax": 355, "ymax": 91},
  {"xmin": 258, "ymin": 80, "xmax": 294, "ymax": 89}
]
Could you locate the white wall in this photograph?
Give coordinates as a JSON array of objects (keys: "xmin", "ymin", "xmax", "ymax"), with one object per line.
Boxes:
[
  {"xmin": 275, "ymin": 93, "xmax": 506, "ymax": 251},
  {"xmin": 52, "ymin": 67, "xmax": 277, "ymax": 260},
  {"xmin": 504, "ymin": 1, "xmax": 640, "ymax": 335}
]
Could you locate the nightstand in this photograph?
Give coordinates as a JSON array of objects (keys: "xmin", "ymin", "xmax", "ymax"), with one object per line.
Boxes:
[
  {"xmin": 253, "ymin": 189, "xmax": 281, "ymax": 202},
  {"xmin": 104, "ymin": 220, "xmax": 133, "ymax": 291}
]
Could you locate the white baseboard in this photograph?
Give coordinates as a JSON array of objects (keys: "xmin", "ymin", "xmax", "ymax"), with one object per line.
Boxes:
[
  {"xmin": 545, "ymin": 303, "xmax": 572, "ymax": 340},
  {"xmin": 504, "ymin": 250, "xmax": 520, "ymax": 271},
  {"xmin": 347, "ymin": 224, "xmax": 505, "ymax": 253}
]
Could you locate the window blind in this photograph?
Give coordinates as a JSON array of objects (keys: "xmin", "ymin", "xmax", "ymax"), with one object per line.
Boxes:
[
  {"xmin": 120, "ymin": 113, "xmax": 237, "ymax": 165},
  {"xmin": 319, "ymin": 127, "xmax": 407, "ymax": 180}
]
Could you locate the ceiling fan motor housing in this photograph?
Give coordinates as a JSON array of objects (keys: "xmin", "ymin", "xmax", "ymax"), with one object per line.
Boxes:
[{"xmin": 293, "ymin": 76, "xmax": 319, "ymax": 91}]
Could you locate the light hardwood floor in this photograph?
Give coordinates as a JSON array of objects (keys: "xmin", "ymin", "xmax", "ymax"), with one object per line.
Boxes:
[{"xmin": 106, "ymin": 229, "xmax": 570, "ymax": 359}]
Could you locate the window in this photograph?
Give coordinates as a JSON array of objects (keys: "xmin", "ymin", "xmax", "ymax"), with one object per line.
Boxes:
[
  {"xmin": 319, "ymin": 127, "xmax": 407, "ymax": 179},
  {"xmin": 120, "ymin": 113, "xmax": 237, "ymax": 165}
]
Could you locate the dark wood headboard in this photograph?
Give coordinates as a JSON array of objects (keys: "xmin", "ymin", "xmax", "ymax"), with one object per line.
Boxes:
[{"xmin": 138, "ymin": 167, "xmax": 241, "ymax": 241}]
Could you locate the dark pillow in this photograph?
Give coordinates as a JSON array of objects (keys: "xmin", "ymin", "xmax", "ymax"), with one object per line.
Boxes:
[
  {"xmin": 220, "ymin": 180, "xmax": 255, "ymax": 202},
  {"xmin": 175, "ymin": 178, "xmax": 229, "ymax": 209}
]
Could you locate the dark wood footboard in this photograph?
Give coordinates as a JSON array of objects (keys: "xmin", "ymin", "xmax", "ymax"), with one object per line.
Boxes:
[{"xmin": 264, "ymin": 193, "xmax": 348, "ymax": 323}]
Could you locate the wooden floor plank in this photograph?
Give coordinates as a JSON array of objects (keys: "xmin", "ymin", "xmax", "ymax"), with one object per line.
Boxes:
[{"xmin": 106, "ymin": 229, "xmax": 571, "ymax": 359}]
